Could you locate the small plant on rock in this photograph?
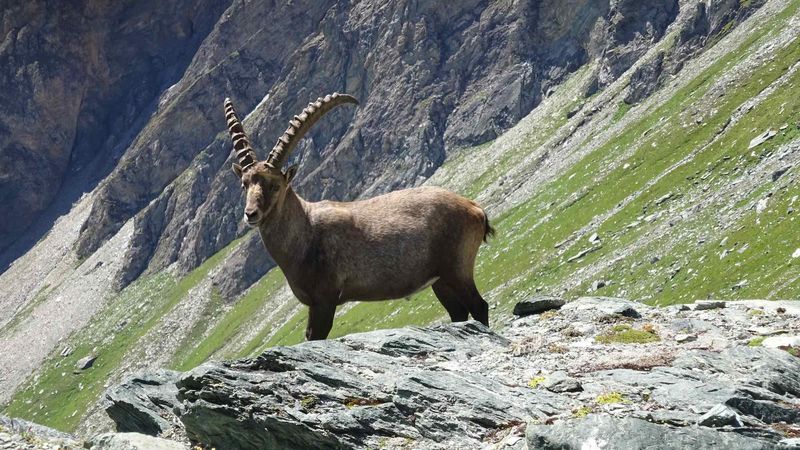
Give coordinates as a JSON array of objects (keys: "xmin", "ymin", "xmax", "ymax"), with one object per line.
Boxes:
[
  {"xmin": 548, "ymin": 343, "xmax": 569, "ymax": 353},
  {"xmin": 596, "ymin": 391, "xmax": 630, "ymax": 405},
  {"xmin": 300, "ymin": 395, "xmax": 318, "ymax": 410},
  {"xmin": 539, "ymin": 310, "xmax": 559, "ymax": 320},
  {"xmin": 573, "ymin": 406, "xmax": 592, "ymax": 418},
  {"xmin": 748, "ymin": 336, "xmax": 766, "ymax": 347},
  {"xmin": 528, "ymin": 376, "xmax": 546, "ymax": 388},
  {"xmin": 344, "ymin": 397, "xmax": 385, "ymax": 409},
  {"xmin": 595, "ymin": 323, "xmax": 660, "ymax": 344}
]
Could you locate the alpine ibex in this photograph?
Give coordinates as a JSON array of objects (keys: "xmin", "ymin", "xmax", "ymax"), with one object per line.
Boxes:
[{"xmin": 224, "ymin": 93, "xmax": 494, "ymax": 340}]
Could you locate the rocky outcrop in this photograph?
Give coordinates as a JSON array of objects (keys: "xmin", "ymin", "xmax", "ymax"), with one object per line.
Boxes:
[
  {"xmin": 593, "ymin": 0, "xmax": 679, "ymax": 89},
  {"xmin": 622, "ymin": 0, "xmax": 768, "ymax": 104},
  {"xmin": 210, "ymin": 232, "xmax": 275, "ymax": 301},
  {"xmin": 103, "ymin": 298, "xmax": 800, "ymax": 449},
  {"xmin": 104, "ymin": 370, "xmax": 183, "ymax": 437}
]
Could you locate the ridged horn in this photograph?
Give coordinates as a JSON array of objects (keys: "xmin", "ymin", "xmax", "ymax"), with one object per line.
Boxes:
[
  {"xmin": 266, "ymin": 92, "xmax": 358, "ymax": 168},
  {"xmin": 224, "ymin": 97, "xmax": 258, "ymax": 170}
]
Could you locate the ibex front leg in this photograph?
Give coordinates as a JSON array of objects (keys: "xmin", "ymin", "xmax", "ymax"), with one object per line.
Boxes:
[{"xmin": 306, "ymin": 302, "xmax": 337, "ymax": 340}]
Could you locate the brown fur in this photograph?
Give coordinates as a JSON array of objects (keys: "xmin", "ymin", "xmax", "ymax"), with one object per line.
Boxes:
[{"xmin": 227, "ymin": 97, "xmax": 493, "ymax": 340}]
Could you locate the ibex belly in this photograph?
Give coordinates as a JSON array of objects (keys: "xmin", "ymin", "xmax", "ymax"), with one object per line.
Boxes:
[{"xmin": 338, "ymin": 274, "xmax": 440, "ymax": 303}]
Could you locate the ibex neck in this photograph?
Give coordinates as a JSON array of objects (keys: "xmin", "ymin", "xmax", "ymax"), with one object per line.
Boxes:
[{"xmin": 257, "ymin": 187, "xmax": 311, "ymax": 270}]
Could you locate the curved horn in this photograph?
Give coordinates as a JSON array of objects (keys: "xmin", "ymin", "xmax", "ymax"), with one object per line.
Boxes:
[
  {"xmin": 224, "ymin": 97, "xmax": 258, "ymax": 170},
  {"xmin": 266, "ymin": 92, "xmax": 358, "ymax": 168}
]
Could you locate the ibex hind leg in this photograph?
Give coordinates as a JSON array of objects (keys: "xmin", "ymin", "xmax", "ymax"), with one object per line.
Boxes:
[
  {"xmin": 432, "ymin": 280, "xmax": 469, "ymax": 322},
  {"xmin": 464, "ymin": 282, "xmax": 489, "ymax": 327}
]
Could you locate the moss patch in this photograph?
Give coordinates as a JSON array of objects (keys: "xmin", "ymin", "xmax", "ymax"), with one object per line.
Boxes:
[
  {"xmin": 573, "ymin": 406, "xmax": 593, "ymax": 418},
  {"xmin": 596, "ymin": 324, "xmax": 660, "ymax": 344},
  {"xmin": 596, "ymin": 392, "xmax": 630, "ymax": 405},
  {"xmin": 528, "ymin": 376, "xmax": 546, "ymax": 388}
]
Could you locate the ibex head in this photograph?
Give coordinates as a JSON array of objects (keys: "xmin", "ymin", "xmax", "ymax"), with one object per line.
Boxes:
[{"xmin": 224, "ymin": 93, "xmax": 358, "ymax": 226}]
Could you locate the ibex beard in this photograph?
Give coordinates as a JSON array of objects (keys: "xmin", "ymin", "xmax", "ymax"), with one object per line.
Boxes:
[{"xmin": 225, "ymin": 93, "xmax": 495, "ymax": 340}]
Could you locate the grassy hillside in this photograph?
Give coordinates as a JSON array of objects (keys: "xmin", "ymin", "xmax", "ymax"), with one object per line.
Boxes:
[{"xmin": 3, "ymin": 0, "xmax": 799, "ymax": 433}]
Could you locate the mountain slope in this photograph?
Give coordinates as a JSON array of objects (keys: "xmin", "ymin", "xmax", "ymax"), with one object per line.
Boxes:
[{"xmin": 0, "ymin": 0, "xmax": 798, "ymax": 437}]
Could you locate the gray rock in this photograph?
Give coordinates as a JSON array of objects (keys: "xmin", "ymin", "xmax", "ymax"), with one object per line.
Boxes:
[
  {"xmin": 772, "ymin": 166, "xmax": 791, "ymax": 182},
  {"xmin": 527, "ymin": 415, "xmax": 775, "ymax": 450},
  {"xmin": 675, "ymin": 333, "xmax": 697, "ymax": 343},
  {"xmin": 697, "ymin": 404, "xmax": 742, "ymax": 427},
  {"xmin": 512, "ymin": 297, "xmax": 566, "ymax": 316},
  {"xmin": 567, "ymin": 247, "xmax": 599, "ymax": 263},
  {"xmin": 0, "ymin": 0, "xmax": 229, "ymax": 257},
  {"xmin": 672, "ymin": 347, "xmax": 800, "ymax": 398},
  {"xmin": 591, "ymin": 280, "xmax": 607, "ymax": 291},
  {"xmin": 76, "ymin": 355, "xmax": 97, "ymax": 370},
  {"xmin": 142, "ymin": 323, "xmax": 552, "ymax": 449},
  {"xmin": 562, "ymin": 297, "xmax": 643, "ymax": 318},
  {"xmin": 542, "ymin": 371, "xmax": 583, "ymax": 393},
  {"xmin": 174, "ymin": 322, "xmax": 559, "ymax": 450},
  {"xmin": 625, "ymin": 51, "xmax": 665, "ymax": 104},
  {"xmin": 88, "ymin": 433, "xmax": 187, "ymax": 450},
  {"xmin": 694, "ymin": 300, "xmax": 726, "ymax": 310},
  {"xmin": 749, "ymin": 129, "xmax": 777, "ymax": 149},
  {"xmin": 104, "ymin": 370, "xmax": 182, "ymax": 436},
  {"xmin": 724, "ymin": 396, "xmax": 800, "ymax": 424},
  {"xmin": 762, "ymin": 335, "xmax": 800, "ymax": 349}
]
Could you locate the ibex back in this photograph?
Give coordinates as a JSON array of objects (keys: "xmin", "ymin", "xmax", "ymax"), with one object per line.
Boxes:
[{"xmin": 225, "ymin": 93, "xmax": 494, "ymax": 340}]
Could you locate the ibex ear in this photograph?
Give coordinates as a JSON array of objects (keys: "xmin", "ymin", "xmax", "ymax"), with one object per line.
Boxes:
[
  {"xmin": 285, "ymin": 164, "xmax": 298, "ymax": 183},
  {"xmin": 232, "ymin": 163, "xmax": 243, "ymax": 178}
]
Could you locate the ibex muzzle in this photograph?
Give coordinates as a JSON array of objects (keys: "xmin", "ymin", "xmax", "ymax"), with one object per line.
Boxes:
[{"xmin": 225, "ymin": 93, "xmax": 494, "ymax": 340}]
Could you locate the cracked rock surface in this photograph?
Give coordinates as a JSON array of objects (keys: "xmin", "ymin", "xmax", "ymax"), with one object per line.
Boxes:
[{"xmin": 104, "ymin": 297, "xmax": 800, "ymax": 449}]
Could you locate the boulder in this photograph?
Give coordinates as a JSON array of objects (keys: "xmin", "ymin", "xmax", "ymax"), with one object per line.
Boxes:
[
  {"xmin": 542, "ymin": 371, "xmax": 583, "ymax": 393},
  {"xmin": 561, "ymin": 297, "xmax": 643, "ymax": 318},
  {"xmin": 104, "ymin": 370, "xmax": 182, "ymax": 436},
  {"xmin": 697, "ymin": 404, "xmax": 742, "ymax": 427},
  {"xmin": 76, "ymin": 355, "xmax": 97, "ymax": 370},
  {"xmin": 512, "ymin": 297, "xmax": 566, "ymax": 316},
  {"xmin": 694, "ymin": 300, "xmax": 726, "ymax": 311}
]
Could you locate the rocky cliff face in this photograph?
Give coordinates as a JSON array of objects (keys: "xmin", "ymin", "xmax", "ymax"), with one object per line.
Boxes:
[
  {"xmin": 71, "ymin": 0, "xmax": 689, "ymax": 285},
  {"xmin": 0, "ymin": 0, "xmax": 229, "ymax": 257},
  {"xmin": 102, "ymin": 298, "xmax": 800, "ymax": 449}
]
